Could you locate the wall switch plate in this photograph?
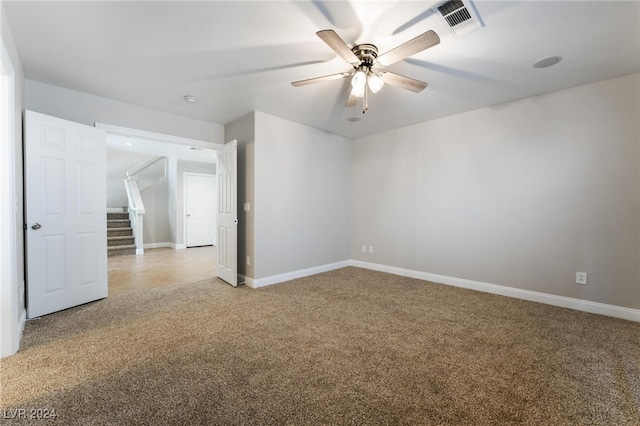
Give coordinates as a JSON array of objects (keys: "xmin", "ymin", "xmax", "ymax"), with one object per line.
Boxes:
[
  {"xmin": 576, "ymin": 272, "xmax": 587, "ymax": 285},
  {"xmin": 247, "ymin": 256, "xmax": 251, "ymax": 265},
  {"xmin": 368, "ymin": 246, "xmax": 374, "ymax": 254},
  {"xmin": 362, "ymin": 245, "xmax": 366, "ymax": 253},
  {"xmin": 243, "ymin": 203, "xmax": 250, "ymax": 212}
]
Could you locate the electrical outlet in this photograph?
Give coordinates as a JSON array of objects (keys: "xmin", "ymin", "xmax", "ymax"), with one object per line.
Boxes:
[
  {"xmin": 368, "ymin": 246, "xmax": 374, "ymax": 254},
  {"xmin": 362, "ymin": 245, "xmax": 366, "ymax": 253},
  {"xmin": 576, "ymin": 272, "xmax": 587, "ymax": 285}
]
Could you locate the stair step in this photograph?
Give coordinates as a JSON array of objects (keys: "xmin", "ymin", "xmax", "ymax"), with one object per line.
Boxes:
[
  {"xmin": 107, "ymin": 212, "xmax": 129, "ymax": 220},
  {"xmin": 107, "ymin": 227, "xmax": 133, "ymax": 237},
  {"xmin": 108, "ymin": 244, "xmax": 136, "ymax": 257},
  {"xmin": 107, "ymin": 236, "xmax": 135, "ymax": 247},
  {"xmin": 107, "ymin": 219, "xmax": 130, "ymax": 228}
]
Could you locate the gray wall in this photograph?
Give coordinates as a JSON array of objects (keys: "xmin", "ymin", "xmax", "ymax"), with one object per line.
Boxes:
[
  {"xmin": 25, "ymin": 80, "xmax": 224, "ymax": 143},
  {"xmin": 225, "ymin": 112, "xmax": 255, "ymax": 278},
  {"xmin": 141, "ymin": 177, "xmax": 170, "ymax": 245},
  {"xmin": 106, "ymin": 149, "xmax": 153, "ymax": 208},
  {"xmin": 254, "ymin": 111, "xmax": 351, "ymax": 279},
  {"xmin": 351, "ymin": 73, "xmax": 640, "ymax": 309}
]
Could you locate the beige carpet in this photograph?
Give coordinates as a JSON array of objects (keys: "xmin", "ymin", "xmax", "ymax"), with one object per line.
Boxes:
[{"xmin": 1, "ymin": 267, "xmax": 638, "ymax": 425}]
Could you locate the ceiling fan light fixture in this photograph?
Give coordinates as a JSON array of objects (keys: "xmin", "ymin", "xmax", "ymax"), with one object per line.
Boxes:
[
  {"xmin": 351, "ymin": 69, "xmax": 367, "ymax": 89},
  {"xmin": 352, "ymin": 83, "xmax": 365, "ymax": 98},
  {"xmin": 368, "ymin": 73, "xmax": 384, "ymax": 93}
]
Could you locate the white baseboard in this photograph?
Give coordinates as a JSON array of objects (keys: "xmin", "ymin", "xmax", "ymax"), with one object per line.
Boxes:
[
  {"xmin": 248, "ymin": 260, "xmax": 350, "ymax": 289},
  {"xmin": 19, "ymin": 307, "xmax": 26, "ymax": 330},
  {"xmin": 238, "ymin": 274, "xmax": 253, "ymax": 288},
  {"xmin": 142, "ymin": 242, "xmax": 186, "ymax": 250},
  {"xmin": 17, "ymin": 307, "xmax": 26, "ymax": 349},
  {"xmin": 350, "ymin": 260, "xmax": 640, "ymax": 322}
]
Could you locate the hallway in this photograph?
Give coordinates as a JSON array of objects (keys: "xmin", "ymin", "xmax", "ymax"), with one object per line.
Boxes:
[{"xmin": 108, "ymin": 246, "xmax": 217, "ymax": 296}]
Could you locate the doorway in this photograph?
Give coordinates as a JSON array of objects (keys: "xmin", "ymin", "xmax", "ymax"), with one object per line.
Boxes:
[{"xmin": 98, "ymin": 123, "xmax": 225, "ymax": 295}]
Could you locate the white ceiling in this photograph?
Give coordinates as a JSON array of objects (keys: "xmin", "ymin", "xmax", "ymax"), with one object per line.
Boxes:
[{"xmin": 4, "ymin": 1, "xmax": 639, "ymax": 139}]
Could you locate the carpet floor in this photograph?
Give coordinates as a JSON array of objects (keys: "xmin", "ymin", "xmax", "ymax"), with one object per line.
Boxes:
[{"xmin": 1, "ymin": 267, "xmax": 639, "ymax": 425}]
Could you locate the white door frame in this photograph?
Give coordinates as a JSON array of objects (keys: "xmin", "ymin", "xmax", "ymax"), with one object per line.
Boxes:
[
  {"xmin": 0, "ymin": 40, "xmax": 25, "ymax": 357},
  {"xmin": 183, "ymin": 171, "xmax": 217, "ymax": 248}
]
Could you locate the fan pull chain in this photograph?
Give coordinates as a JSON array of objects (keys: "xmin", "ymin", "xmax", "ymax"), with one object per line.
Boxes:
[{"xmin": 363, "ymin": 81, "xmax": 369, "ymax": 114}]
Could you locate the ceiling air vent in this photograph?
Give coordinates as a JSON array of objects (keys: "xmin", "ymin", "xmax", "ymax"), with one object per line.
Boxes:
[{"xmin": 435, "ymin": 0, "xmax": 484, "ymax": 36}]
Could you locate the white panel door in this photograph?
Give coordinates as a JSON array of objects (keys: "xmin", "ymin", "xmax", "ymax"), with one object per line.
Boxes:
[
  {"xmin": 216, "ymin": 140, "xmax": 238, "ymax": 287},
  {"xmin": 25, "ymin": 111, "xmax": 107, "ymax": 318},
  {"xmin": 185, "ymin": 173, "xmax": 216, "ymax": 248}
]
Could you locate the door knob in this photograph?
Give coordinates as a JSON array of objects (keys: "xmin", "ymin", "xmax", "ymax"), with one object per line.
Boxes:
[{"xmin": 31, "ymin": 223, "xmax": 42, "ymax": 230}]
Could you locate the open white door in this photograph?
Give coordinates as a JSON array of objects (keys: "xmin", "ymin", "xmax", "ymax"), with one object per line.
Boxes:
[
  {"xmin": 185, "ymin": 173, "xmax": 216, "ymax": 248},
  {"xmin": 216, "ymin": 140, "xmax": 238, "ymax": 287},
  {"xmin": 25, "ymin": 111, "xmax": 107, "ymax": 318}
]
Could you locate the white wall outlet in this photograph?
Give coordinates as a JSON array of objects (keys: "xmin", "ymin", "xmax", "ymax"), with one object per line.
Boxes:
[
  {"xmin": 576, "ymin": 272, "xmax": 587, "ymax": 285},
  {"xmin": 362, "ymin": 245, "xmax": 366, "ymax": 253},
  {"xmin": 368, "ymin": 246, "xmax": 374, "ymax": 254},
  {"xmin": 247, "ymin": 256, "xmax": 251, "ymax": 265}
]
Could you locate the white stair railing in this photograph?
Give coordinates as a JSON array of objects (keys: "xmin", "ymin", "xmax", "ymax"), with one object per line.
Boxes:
[{"xmin": 124, "ymin": 156, "xmax": 166, "ymax": 255}]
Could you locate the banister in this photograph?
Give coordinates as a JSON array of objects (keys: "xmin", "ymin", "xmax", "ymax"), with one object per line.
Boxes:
[{"xmin": 126, "ymin": 155, "xmax": 165, "ymax": 178}]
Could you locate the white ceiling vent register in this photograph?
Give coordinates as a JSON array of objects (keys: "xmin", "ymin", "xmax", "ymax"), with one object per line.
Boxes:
[{"xmin": 435, "ymin": 0, "xmax": 484, "ymax": 36}]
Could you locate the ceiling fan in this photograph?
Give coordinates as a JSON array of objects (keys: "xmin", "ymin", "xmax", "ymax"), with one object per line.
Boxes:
[{"xmin": 291, "ymin": 29, "xmax": 440, "ymax": 113}]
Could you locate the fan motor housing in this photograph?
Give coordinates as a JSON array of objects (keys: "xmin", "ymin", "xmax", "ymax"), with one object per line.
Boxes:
[{"xmin": 352, "ymin": 44, "xmax": 378, "ymax": 67}]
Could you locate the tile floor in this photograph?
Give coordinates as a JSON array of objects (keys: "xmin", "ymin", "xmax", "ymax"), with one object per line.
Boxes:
[{"xmin": 108, "ymin": 246, "xmax": 217, "ymax": 297}]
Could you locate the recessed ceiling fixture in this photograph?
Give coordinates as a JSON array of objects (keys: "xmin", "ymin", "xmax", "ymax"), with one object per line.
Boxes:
[
  {"xmin": 124, "ymin": 141, "xmax": 134, "ymax": 146},
  {"xmin": 183, "ymin": 95, "xmax": 197, "ymax": 103},
  {"xmin": 532, "ymin": 56, "xmax": 563, "ymax": 69},
  {"xmin": 189, "ymin": 146, "xmax": 203, "ymax": 150},
  {"xmin": 347, "ymin": 117, "xmax": 361, "ymax": 122},
  {"xmin": 292, "ymin": 29, "xmax": 441, "ymax": 114}
]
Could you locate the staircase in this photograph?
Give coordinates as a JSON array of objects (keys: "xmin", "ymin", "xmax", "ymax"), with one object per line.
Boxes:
[{"xmin": 107, "ymin": 212, "xmax": 136, "ymax": 257}]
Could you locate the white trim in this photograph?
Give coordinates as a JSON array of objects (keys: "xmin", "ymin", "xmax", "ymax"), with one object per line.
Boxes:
[
  {"xmin": 95, "ymin": 123, "xmax": 222, "ymax": 149},
  {"xmin": 237, "ymin": 274, "xmax": 251, "ymax": 287},
  {"xmin": 0, "ymin": 39, "xmax": 21, "ymax": 357},
  {"xmin": 240, "ymin": 274, "xmax": 256, "ymax": 289},
  {"xmin": 250, "ymin": 261, "xmax": 350, "ymax": 289},
  {"xmin": 350, "ymin": 260, "xmax": 640, "ymax": 322},
  {"xmin": 18, "ymin": 309, "xmax": 26, "ymax": 338},
  {"xmin": 143, "ymin": 242, "xmax": 172, "ymax": 249},
  {"xmin": 140, "ymin": 242, "xmax": 188, "ymax": 250}
]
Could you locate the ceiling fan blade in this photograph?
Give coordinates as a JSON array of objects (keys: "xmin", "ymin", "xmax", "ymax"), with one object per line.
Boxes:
[
  {"xmin": 377, "ymin": 30, "xmax": 440, "ymax": 67},
  {"xmin": 381, "ymin": 72, "xmax": 428, "ymax": 93},
  {"xmin": 316, "ymin": 30, "xmax": 360, "ymax": 64},
  {"xmin": 291, "ymin": 72, "xmax": 349, "ymax": 87},
  {"xmin": 346, "ymin": 92, "xmax": 359, "ymax": 107}
]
